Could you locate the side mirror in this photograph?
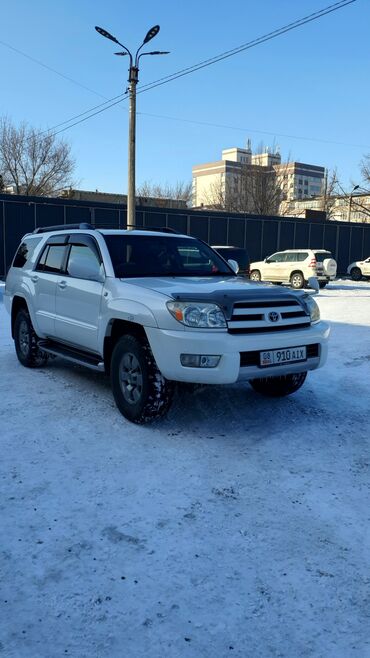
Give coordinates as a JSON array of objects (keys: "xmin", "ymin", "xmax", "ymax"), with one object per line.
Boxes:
[
  {"xmin": 308, "ymin": 276, "xmax": 320, "ymax": 295},
  {"xmin": 228, "ymin": 259, "xmax": 239, "ymax": 274}
]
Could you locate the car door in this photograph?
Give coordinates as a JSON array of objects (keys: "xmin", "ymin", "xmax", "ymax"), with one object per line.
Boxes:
[
  {"xmin": 263, "ymin": 252, "xmax": 284, "ymax": 281},
  {"xmin": 54, "ymin": 235, "xmax": 104, "ymax": 353},
  {"xmin": 32, "ymin": 237, "xmax": 69, "ymax": 337}
]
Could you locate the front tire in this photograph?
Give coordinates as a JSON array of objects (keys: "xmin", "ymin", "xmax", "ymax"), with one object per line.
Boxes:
[
  {"xmin": 14, "ymin": 308, "xmax": 48, "ymax": 368},
  {"xmin": 290, "ymin": 272, "xmax": 305, "ymax": 289},
  {"xmin": 350, "ymin": 267, "xmax": 362, "ymax": 281},
  {"xmin": 110, "ymin": 335, "xmax": 175, "ymax": 424},
  {"xmin": 250, "ymin": 270, "xmax": 261, "ymax": 282},
  {"xmin": 250, "ymin": 372, "xmax": 307, "ymax": 397}
]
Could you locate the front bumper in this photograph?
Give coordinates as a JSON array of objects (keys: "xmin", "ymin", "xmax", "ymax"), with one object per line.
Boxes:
[{"xmin": 146, "ymin": 321, "xmax": 330, "ymax": 384}]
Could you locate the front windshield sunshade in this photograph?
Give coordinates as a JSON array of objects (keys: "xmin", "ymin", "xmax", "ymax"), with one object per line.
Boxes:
[{"xmin": 104, "ymin": 235, "xmax": 235, "ymax": 278}]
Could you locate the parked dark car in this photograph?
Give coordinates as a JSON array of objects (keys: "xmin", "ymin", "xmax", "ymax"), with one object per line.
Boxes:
[{"xmin": 212, "ymin": 246, "xmax": 250, "ymax": 276}]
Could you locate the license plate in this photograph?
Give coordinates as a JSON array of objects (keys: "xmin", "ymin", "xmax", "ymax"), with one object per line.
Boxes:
[{"xmin": 260, "ymin": 346, "xmax": 307, "ymax": 367}]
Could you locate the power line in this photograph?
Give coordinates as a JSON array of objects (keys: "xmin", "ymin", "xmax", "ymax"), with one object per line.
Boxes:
[
  {"xmin": 0, "ymin": 39, "xmax": 108, "ymax": 100},
  {"xmin": 135, "ymin": 111, "xmax": 370, "ymax": 150},
  {"xmin": 42, "ymin": 0, "xmax": 357, "ymax": 138},
  {"xmin": 4, "ymin": 0, "xmax": 358, "ymax": 146}
]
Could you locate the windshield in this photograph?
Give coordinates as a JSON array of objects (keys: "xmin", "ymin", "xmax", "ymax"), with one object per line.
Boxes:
[{"xmin": 104, "ymin": 235, "xmax": 236, "ymax": 278}]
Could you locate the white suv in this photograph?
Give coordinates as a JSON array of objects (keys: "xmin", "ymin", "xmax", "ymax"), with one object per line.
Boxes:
[
  {"xmin": 5, "ymin": 225, "xmax": 330, "ymax": 424},
  {"xmin": 250, "ymin": 249, "xmax": 337, "ymax": 289},
  {"xmin": 347, "ymin": 256, "xmax": 370, "ymax": 281}
]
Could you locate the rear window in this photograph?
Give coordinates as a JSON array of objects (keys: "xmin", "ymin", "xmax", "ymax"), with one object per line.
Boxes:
[
  {"xmin": 314, "ymin": 252, "xmax": 333, "ymax": 262},
  {"xmin": 12, "ymin": 238, "xmax": 42, "ymax": 268}
]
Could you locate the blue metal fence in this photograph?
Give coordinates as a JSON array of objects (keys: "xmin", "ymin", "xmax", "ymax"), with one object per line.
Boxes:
[{"xmin": 1, "ymin": 193, "xmax": 370, "ymax": 277}]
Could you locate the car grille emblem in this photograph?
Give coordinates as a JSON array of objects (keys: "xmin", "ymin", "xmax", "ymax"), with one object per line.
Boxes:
[{"xmin": 268, "ymin": 311, "xmax": 280, "ymax": 323}]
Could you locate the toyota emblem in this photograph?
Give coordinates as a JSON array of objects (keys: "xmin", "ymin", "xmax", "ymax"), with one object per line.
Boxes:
[{"xmin": 268, "ymin": 311, "xmax": 280, "ymax": 323}]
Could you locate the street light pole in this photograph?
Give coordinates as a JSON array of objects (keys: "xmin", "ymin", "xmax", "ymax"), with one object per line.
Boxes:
[
  {"xmin": 347, "ymin": 184, "xmax": 360, "ymax": 222},
  {"xmin": 95, "ymin": 25, "xmax": 168, "ymax": 228},
  {"xmin": 127, "ymin": 63, "xmax": 138, "ymax": 227}
]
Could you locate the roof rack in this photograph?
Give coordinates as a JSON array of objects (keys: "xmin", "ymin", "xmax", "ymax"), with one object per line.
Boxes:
[
  {"xmin": 126, "ymin": 225, "xmax": 179, "ymax": 234},
  {"xmin": 33, "ymin": 222, "xmax": 95, "ymax": 234}
]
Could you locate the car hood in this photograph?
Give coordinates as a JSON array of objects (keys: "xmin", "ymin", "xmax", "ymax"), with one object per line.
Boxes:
[{"xmin": 122, "ymin": 275, "xmax": 271, "ymax": 297}]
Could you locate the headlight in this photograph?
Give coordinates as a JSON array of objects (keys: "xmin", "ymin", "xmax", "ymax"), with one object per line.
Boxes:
[
  {"xmin": 167, "ymin": 301, "xmax": 227, "ymax": 328},
  {"xmin": 304, "ymin": 295, "xmax": 320, "ymax": 324}
]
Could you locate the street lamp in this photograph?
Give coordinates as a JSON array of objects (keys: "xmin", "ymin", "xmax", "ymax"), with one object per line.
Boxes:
[
  {"xmin": 347, "ymin": 184, "xmax": 360, "ymax": 222},
  {"xmin": 95, "ymin": 24, "xmax": 169, "ymax": 228}
]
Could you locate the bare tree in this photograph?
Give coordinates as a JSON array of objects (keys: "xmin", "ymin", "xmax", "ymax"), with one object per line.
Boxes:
[
  {"xmin": 321, "ymin": 168, "xmax": 340, "ymax": 219},
  {"xmin": 202, "ymin": 163, "xmax": 285, "ymax": 215},
  {"xmin": 361, "ymin": 154, "xmax": 370, "ymax": 186},
  {"xmin": 137, "ymin": 180, "xmax": 192, "ymax": 206},
  {"xmin": 0, "ymin": 117, "xmax": 75, "ymax": 196}
]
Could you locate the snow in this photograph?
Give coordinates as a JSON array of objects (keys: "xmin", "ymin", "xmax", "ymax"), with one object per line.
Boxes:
[{"xmin": 0, "ymin": 280, "xmax": 369, "ymax": 658}]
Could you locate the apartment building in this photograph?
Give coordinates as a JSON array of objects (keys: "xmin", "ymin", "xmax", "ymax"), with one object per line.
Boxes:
[{"xmin": 192, "ymin": 143, "xmax": 325, "ymax": 211}]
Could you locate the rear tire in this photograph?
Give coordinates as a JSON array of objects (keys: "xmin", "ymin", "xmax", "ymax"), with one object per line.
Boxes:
[
  {"xmin": 111, "ymin": 334, "xmax": 175, "ymax": 424},
  {"xmin": 14, "ymin": 308, "xmax": 48, "ymax": 368},
  {"xmin": 350, "ymin": 267, "xmax": 362, "ymax": 281},
  {"xmin": 290, "ymin": 272, "xmax": 305, "ymax": 289},
  {"xmin": 250, "ymin": 371, "xmax": 307, "ymax": 397},
  {"xmin": 250, "ymin": 270, "xmax": 261, "ymax": 282}
]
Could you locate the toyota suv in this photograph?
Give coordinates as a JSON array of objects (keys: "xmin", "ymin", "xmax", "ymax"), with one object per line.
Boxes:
[
  {"xmin": 4, "ymin": 224, "xmax": 330, "ymax": 424},
  {"xmin": 250, "ymin": 249, "xmax": 337, "ymax": 289}
]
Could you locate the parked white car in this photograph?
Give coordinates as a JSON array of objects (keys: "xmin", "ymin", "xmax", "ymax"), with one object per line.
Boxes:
[
  {"xmin": 250, "ymin": 249, "xmax": 337, "ymax": 289},
  {"xmin": 347, "ymin": 256, "xmax": 370, "ymax": 281}
]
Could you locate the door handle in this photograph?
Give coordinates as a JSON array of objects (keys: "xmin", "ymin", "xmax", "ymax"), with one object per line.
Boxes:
[
  {"xmin": 31, "ymin": 275, "xmax": 39, "ymax": 283},
  {"xmin": 58, "ymin": 280, "xmax": 67, "ymax": 289}
]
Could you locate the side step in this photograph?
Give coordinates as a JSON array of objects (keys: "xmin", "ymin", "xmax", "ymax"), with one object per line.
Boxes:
[{"xmin": 38, "ymin": 340, "xmax": 105, "ymax": 372}]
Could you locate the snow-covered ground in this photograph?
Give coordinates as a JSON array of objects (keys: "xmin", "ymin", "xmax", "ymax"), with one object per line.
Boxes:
[{"xmin": 0, "ymin": 281, "xmax": 369, "ymax": 658}]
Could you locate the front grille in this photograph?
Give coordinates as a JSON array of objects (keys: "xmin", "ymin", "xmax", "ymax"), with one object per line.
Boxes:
[
  {"xmin": 228, "ymin": 297, "xmax": 310, "ymax": 334},
  {"xmin": 240, "ymin": 343, "xmax": 320, "ymax": 368}
]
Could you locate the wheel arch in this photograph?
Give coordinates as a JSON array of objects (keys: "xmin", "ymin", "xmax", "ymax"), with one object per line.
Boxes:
[
  {"xmin": 11, "ymin": 296, "xmax": 29, "ymax": 339},
  {"xmin": 103, "ymin": 318, "xmax": 147, "ymax": 375}
]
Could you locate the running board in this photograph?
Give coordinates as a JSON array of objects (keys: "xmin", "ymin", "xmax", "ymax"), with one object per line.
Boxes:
[{"xmin": 38, "ymin": 340, "xmax": 105, "ymax": 372}]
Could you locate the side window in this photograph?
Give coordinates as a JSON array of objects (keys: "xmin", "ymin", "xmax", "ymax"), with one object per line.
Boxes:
[
  {"xmin": 66, "ymin": 244, "xmax": 102, "ymax": 280},
  {"xmin": 36, "ymin": 245, "xmax": 66, "ymax": 273},
  {"xmin": 285, "ymin": 253, "xmax": 297, "ymax": 263},
  {"xmin": 297, "ymin": 252, "xmax": 309, "ymax": 262},
  {"xmin": 13, "ymin": 238, "xmax": 42, "ymax": 268}
]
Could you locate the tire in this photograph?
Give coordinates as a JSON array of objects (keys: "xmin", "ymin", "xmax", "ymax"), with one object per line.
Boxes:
[
  {"xmin": 350, "ymin": 267, "xmax": 362, "ymax": 281},
  {"xmin": 290, "ymin": 272, "xmax": 305, "ymax": 289},
  {"xmin": 250, "ymin": 270, "xmax": 261, "ymax": 282},
  {"xmin": 110, "ymin": 334, "xmax": 175, "ymax": 424},
  {"xmin": 250, "ymin": 371, "xmax": 307, "ymax": 397},
  {"xmin": 319, "ymin": 281, "xmax": 328, "ymax": 289},
  {"xmin": 14, "ymin": 308, "xmax": 48, "ymax": 368}
]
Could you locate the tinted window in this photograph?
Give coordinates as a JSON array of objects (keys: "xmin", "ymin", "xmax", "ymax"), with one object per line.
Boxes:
[
  {"xmin": 36, "ymin": 245, "xmax": 66, "ymax": 273},
  {"xmin": 213, "ymin": 248, "xmax": 250, "ymax": 272},
  {"xmin": 315, "ymin": 252, "xmax": 333, "ymax": 262},
  {"xmin": 104, "ymin": 235, "xmax": 235, "ymax": 278},
  {"xmin": 268, "ymin": 253, "xmax": 285, "ymax": 263},
  {"xmin": 66, "ymin": 245, "xmax": 102, "ymax": 280},
  {"xmin": 13, "ymin": 238, "xmax": 42, "ymax": 268}
]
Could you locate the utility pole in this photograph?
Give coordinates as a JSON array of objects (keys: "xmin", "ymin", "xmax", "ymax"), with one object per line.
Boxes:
[
  {"xmin": 347, "ymin": 184, "xmax": 359, "ymax": 222},
  {"xmin": 127, "ymin": 64, "xmax": 138, "ymax": 228},
  {"xmin": 95, "ymin": 25, "xmax": 168, "ymax": 228}
]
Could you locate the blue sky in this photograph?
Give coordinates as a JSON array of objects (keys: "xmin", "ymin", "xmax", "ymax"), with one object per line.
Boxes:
[{"xmin": 2, "ymin": 0, "xmax": 369, "ymax": 194}]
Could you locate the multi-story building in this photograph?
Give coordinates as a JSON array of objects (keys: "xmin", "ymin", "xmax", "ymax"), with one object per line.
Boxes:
[{"xmin": 192, "ymin": 143, "xmax": 325, "ymax": 212}]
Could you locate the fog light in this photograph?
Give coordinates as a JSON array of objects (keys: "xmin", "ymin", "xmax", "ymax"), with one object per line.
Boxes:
[{"xmin": 180, "ymin": 354, "xmax": 221, "ymax": 368}]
